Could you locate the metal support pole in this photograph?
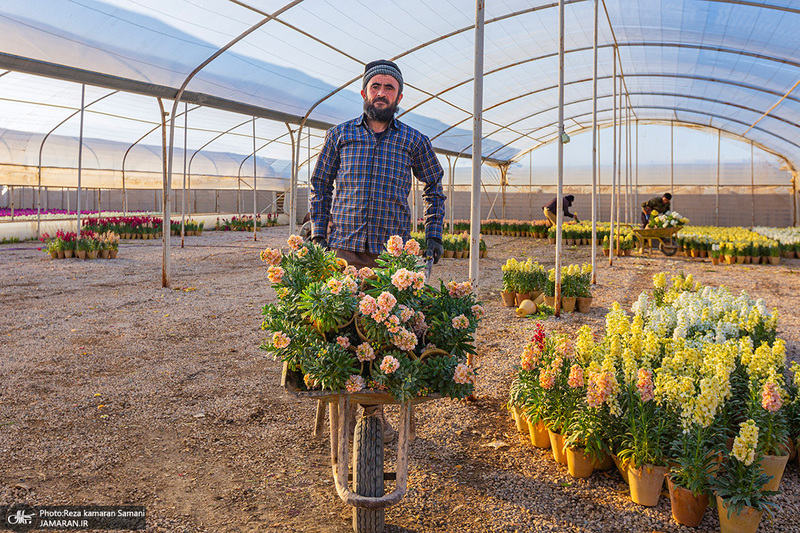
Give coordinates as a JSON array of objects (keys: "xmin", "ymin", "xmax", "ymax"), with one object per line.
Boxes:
[
  {"xmin": 287, "ymin": 123, "xmax": 297, "ymax": 235},
  {"xmin": 253, "ymin": 116, "xmax": 258, "ymax": 241},
  {"xmin": 555, "ymin": 0, "xmax": 565, "ymax": 317},
  {"xmin": 157, "ymin": 97, "xmax": 170, "ymax": 288},
  {"xmin": 635, "ymin": 120, "xmax": 639, "ymax": 222},
  {"xmin": 750, "ymin": 141, "xmax": 755, "ymax": 227},
  {"xmin": 609, "ymin": 47, "xmax": 617, "ymax": 266},
  {"xmin": 77, "ymin": 84, "xmax": 85, "ymax": 238},
  {"xmin": 616, "ymin": 72, "xmax": 622, "ymax": 247},
  {"xmin": 468, "ymin": 0, "xmax": 484, "ymax": 285},
  {"xmin": 447, "ymin": 155, "xmax": 455, "ymax": 234},
  {"xmin": 181, "ymin": 102, "xmax": 188, "ymax": 247},
  {"xmin": 591, "ymin": 0, "xmax": 598, "ymax": 284},
  {"xmin": 716, "ymin": 129, "xmax": 721, "ymax": 226},
  {"xmin": 529, "ymin": 150, "xmax": 533, "ymax": 220},
  {"xmin": 670, "ymin": 121, "xmax": 674, "ymax": 207}
]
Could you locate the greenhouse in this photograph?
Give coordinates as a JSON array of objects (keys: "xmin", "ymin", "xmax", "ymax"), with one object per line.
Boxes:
[{"xmin": 1, "ymin": 2, "xmax": 799, "ymax": 533}]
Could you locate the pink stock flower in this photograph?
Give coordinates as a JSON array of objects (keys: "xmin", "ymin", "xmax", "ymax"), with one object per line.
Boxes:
[
  {"xmin": 358, "ymin": 267, "xmax": 375, "ymax": 279},
  {"xmin": 260, "ymin": 247, "xmax": 282, "ymax": 265},
  {"xmin": 386, "ymin": 235, "xmax": 404, "ymax": 257},
  {"xmin": 391, "ymin": 268, "xmax": 415, "ymax": 290},
  {"xmin": 539, "ymin": 368, "xmax": 556, "ymax": 390},
  {"xmin": 343, "ymin": 265, "xmax": 358, "ymax": 277},
  {"xmin": 345, "ymin": 375, "xmax": 366, "ymax": 393},
  {"xmin": 336, "ymin": 336, "xmax": 350, "ymax": 349},
  {"xmin": 761, "ymin": 381, "xmax": 783, "ymax": 412},
  {"xmin": 453, "ymin": 363, "xmax": 474, "ymax": 384},
  {"xmin": 376, "ymin": 291, "xmax": 397, "ymax": 312},
  {"xmin": 451, "ymin": 314, "xmax": 470, "ymax": 329},
  {"xmin": 380, "ymin": 355, "xmax": 400, "ymax": 374},
  {"xmin": 342, "ymin": 276, "xmax": 358, "ymax": 294},
  {"xmin": 359, "ymin": 295, "xmax": 377, "ymax": 315},
  {"xmin": 272, "ymin": 331, "xmax": 290, "ymax": 349},
  {"xmin": 371, "ymin": 309, "xmax": 389, "ymax": 323},
  {"xmin": 356, "ymin": 343, "xmax": 375, "ymax": 362},
  {"xmin": 412, "ymin": 272, "xmax": 425, "ymax": 290},
  {"xmin": 287, "ymin": 234, "xmax": 304, "ymax": 250},
  {"xmin": 636, "ymin": 368, "xmax": 655, "ymax": 403},
  {"xmin": 398, "ymin": 305, "xmax": 415, "ymax": 323},
  {"xmin": 326, "ymin": 278, "xmax": 343, "ymax": 295},
  {"xmin": 446, "ymin": 281, "xmax": 472, "ymax": 298},
  {"xmin": 404, "ymin": 239, "xmax": 421, "ymax": 255},
  {"xmin": 267, "ymin": 265, "xmax": 285, "ymax": 284},
  {"xmin": 568, "ymin": 364, "xmax": 584, "ymax": 388},
  {"xmin": 471, "ymin": 305, "xmax": 485, "ymax": 319},
  {"xmin": 391, "ymin": 328, "xmax": 418, "ymax": 351}
]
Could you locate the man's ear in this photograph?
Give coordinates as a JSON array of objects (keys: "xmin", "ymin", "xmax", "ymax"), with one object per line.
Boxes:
[
  {"xmin": 360, "ymin": 89, "xmax": 367, "ymax": 100},
  {"xmin": 397, "ymin": 93, "xmax": 403, "ymax": 105}
]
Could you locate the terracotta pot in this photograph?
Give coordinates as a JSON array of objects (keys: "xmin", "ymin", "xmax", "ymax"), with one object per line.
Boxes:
[
  {"xmin": 543, "ymin": 295, "xmax": 556, "ymax": 307},
  {"xmin": 548, "ymin": 238, "xmax": 556, "ymax": 244},
  {"xmin": 528, "ymin": 290, "xmax": 543, "ymax": 302},
  {"xmin": 87, "ymin": 250, "xmax": 98, "ymax": 260},
  {"xmin": 500, "ymin": 291, "xmax": 516, "ymax": 307},
  {"xmin": 711, "ymin": 256, "xmax": 719, "ymax": 265},
  {"xmin": 768, "ymin": 256, "xmax": 780, "ymax": 265},
  {"xmin": 548, "ymin": 429, "xmax": 568, "ymax": 465},
  {"xmin": 576, "ymin": 296, "xmax": 592, "ymax": 313},
  {"xmin": 109, "ymin": 249, "xmax": 118, "ymax": 259},
  {"xmin": 99, "ymin": 249, "xmax": 110, "ymax": 259},
  {"xmin": 561, "ymin": 296, "xmax": 576, "ymax": 313},
  {"xmin": 724, "ymin": 255, "xmax": 734, "ymax": 264},
  {"xmin": 64, "ymin": 250, "xmax": 74, "ymax": 258},
  {"xmin": 699, "ymin": 250, "xmax": 707, "ymax": 258},
  {"xmin": 57, "ymin": 250, "xmax": 65, "ymax": 259},
  {"xmin": 612, "ymin": 454, "xmax": 630, "ymax": 484},
  {"xmin": 782, "ymin": 250, "xmax": 794, "ymax": 259},
  {"xmin": 481, "ymin": 250, "xmax": 487, "ymax": 258},
  {"xmin": 454, "ymin": 251, "xmax": 463, "ymax": 259},
  {"xmin": 716, "ymin": 495, "xmax": 762, "ymax": 533},
  {"xmin": 602, "ymin": 248, "xmax": 610, "ymax": 257},
  {"xmin": 444, "ymin": 250, "xmax": 454, "ymax": 258},
  {"xmin": 511, "ymin": 405, "xmax": 529, "ymax": 434},
  {"xmin": 515, "ymin": 292, "xmax": 531, "ymax": 306},
  {"xmin": 760, "ymin": 256, "xmax": 769, "ymax": 265},
  {"xmin": 735, "ymin": 256, "xmax": 746, "ymax": 264},
  {"xmin": 76, "ymin": 250, "xmax": 86, "ymax": 260},
  {"xmin": 690, "ymin": 249, "xmax": 698, "ymax": 258},
  {"xmin": 667, "ymin": 477, "xmax": 708, "ymax": 527},
  {"xmin": 49, "ymin": 251, "xmax": 58, "ymax": 259},
  {"xmin": 593, "ymin": 452, "xmax": 614, "ymax": 471},
  {"xmin": 749, "ymin": 256, "xmax": 759, "ymax": 264},
  {"xmin": 516, "ymin": 299, "xmax": 537, "ymax": 318},
  {"xmin": 527, "ymin": 419, "xmax": 551, "ymax": 448},
  {"xmin": 532, "ymin": 293, "xmax": 546, "ymax": 306},
  {"xmin": 627, "ymin": 463, "xmax": 668, "ymax": 506},
  {"xmin": 761, "ymin": 453, "xmax": 789, "ymax": 492},
  {"xmin": 566, "ymin": 446, "xmax": 595, "ymax": 479}
]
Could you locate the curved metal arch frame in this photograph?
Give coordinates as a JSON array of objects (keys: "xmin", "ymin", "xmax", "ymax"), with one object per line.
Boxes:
[
  {"xmin": 479, "ymin": 91, "xmax": 800, "ymax": 162},
  {"xmin": 515, "ymin": 106, "xmax": 797, "ymax": 173}
]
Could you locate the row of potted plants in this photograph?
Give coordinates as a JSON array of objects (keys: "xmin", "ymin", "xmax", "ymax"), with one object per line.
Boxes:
[
  {"xmin": 508, "ymin": 272, "xmax": 796, "ymax": 532},
  {"xmin": 216, "ymin": 213, "xmax": 280, "ymax": 231},
  {"xmin": 40, "ymin": 230, "xmax": 119, "ymax": 259},
  {"xmin": 259, "ymin": 235, "xmax": 481, "ymax": 402},
  {"xmin": 753, "ymin": 226, "xmax": 800, "ymax": 258},
  {"xmin": 677, "ymin": 226, "xmax": 790, "ymax": 264},
  {"xmin": 500, "ymin": 259, "xmax": 593, "ymax": 313},
  {"xmin": 83, "ymin": 216, "xmax": 165, "ymax": 239},
  {"xmin": 1, "ymin": 209, "xmax": 158, "ymax": 221},
  {"xmin": 409, "ymin": 231, "xmax": 487, "ymax": 259}
]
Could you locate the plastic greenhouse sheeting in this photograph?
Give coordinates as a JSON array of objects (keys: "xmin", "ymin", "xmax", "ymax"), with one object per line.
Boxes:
[{"xmin": 1, "ymin": 0, "xmax": 800, "ymax": 181}]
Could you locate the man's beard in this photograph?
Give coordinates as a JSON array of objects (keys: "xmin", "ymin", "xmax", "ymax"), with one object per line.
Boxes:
[{"xmin": 363, "ymin": 96, "xmax": 399, "ymax": 123}]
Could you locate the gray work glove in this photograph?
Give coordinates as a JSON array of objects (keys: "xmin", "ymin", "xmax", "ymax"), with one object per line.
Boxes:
[
  {"xmin": 311, "ymin": 235, "xmax": 328, "ymax": 250},
  {"xmin": 426, "ymin": 237, "xmax": 444, "ymax": 264}
]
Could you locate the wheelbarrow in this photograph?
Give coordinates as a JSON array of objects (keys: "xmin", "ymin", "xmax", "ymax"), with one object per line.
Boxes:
[
  {"xmin": 282, "ymin": 364, "xmax": 439, "ymax": 533},
  {"xmin": 632, "ymin": 226, "xmax": 682, "ymax": 256}
]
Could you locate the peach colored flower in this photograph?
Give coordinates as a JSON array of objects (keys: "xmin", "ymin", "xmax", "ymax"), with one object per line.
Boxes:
[
  {"xmin": 267, "ymin": 265, "xmax": 285, "ymax": 284},
  {"xmin": 272, "ymin": 331, "xmax": 290, "ymax": 349},
  {"xmin": 380, "ymin": 355, "xmax": 400, "ymax": 374},
  {"xmin": 386, "ymin": 235, "xmax": 404, "ymax": 257},
  {"xmin": 326, "ymin": 278, "xmax": 343, "ymax": 295},
  {"xmin": 336, "ymin": 336, "xmax": 350, "ymax": 349},
  {"xmin": 376, "ymin": 291, "xmax": 397, "ymax": 312},
  {"xmin": 287, "ymin": 234, "xmax": 304, "ymax": 250},
  {"xmin": 259, "ymin": 247, "xmax": 282, "ymax": 265},
  {"xmin": 359, "ymin": 295, "xmax": 377, "ymax": 315},
  {"xmin": 453, "ymin": 363, "xmax": 474, "ymax": 384},
  {"xmin": 345, "ymin": 375, "xmax": 365, "ymax": 393},
  {"xmin": 636, "ymin": 368, "xmax": 655, "ymax": 403},
  {"xmin": 761, "ymin": 380, "xmax": 782, "ymax": 412},
  {"xmin": 451, "ymin": 314, "xmax": 469, "ymax": 329},
  {"xmin": 356, "ymin": 343, "xmax": 375, "ymax": 362},
  {"xmin": 404, "ymin": 239, "xmax": 421, "ymax": 255},
  {"xmin": 568, "ymin": 364, "xmax": 584, "ymax": 388}
]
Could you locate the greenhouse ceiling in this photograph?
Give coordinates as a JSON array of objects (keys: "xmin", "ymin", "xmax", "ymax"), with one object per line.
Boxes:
[{"xmin": 1, "ymin": 0, "xmax": 800, "ymax": 174}]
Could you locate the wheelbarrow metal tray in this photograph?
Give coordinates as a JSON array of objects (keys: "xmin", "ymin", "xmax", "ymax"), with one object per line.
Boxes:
[{"xmin": 282, "ymin": 365, "xmax": 441, "ymax": 405}]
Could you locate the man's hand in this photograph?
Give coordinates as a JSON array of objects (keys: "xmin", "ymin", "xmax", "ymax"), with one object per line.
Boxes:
[
  {"xmin": 426, "ymin": 237, "xmax": 444, "ymax": 264},
  {"xmin": 311, "ymin": 236, "xmax": 328, "ymax": 250}
]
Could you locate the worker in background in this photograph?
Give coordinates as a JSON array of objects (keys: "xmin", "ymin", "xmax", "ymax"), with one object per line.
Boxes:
[
  {"xmin": 641, "ymin": 192, "xmax": 672, "ymax": 228},
  {"xmin": 543, "ymin": 195, "xmax": 579, "ymax": 227}
]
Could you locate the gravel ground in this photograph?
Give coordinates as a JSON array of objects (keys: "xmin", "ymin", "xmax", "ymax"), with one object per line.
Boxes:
[{"xmin": 0, "ymin": 228, "xmax": 798, "ymax": 533}]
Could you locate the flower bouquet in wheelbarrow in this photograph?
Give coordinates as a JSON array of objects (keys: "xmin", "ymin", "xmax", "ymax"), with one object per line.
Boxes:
[{"xmin": 260, "ymin": 234, "xmax": 482, "ymax": 533}]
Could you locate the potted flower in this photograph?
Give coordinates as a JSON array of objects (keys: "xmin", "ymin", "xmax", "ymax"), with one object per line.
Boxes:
[
  {"xmin": 710, "ymin": 243, "xmax": 721, "ymax": 265},
  {"xmin": 261, "ymin": 235, "xmax": 480, "ymax": 404},
  {"xmin": 602, "ymin": 235, "xmax": 610, "ymax": 257},
  {"xmin": 747, "ymin": 376, "xmax": 790, "ymax": 492},
  {"xmin": 500, "ymin": 258, "xmax": 519, "ymax": 307},
  {"xmin": 713, "ymin": 419, "xmax": 779, "ymax": 533}
]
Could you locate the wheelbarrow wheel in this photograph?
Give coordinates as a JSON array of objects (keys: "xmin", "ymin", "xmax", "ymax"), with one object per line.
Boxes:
[
  {"xmin": 660, "ymin": 238, "xmax": 678, "ymax": 256},
  {"xmin": 353, "ymin": 412, "xmax": 384, "ymax": 533}
]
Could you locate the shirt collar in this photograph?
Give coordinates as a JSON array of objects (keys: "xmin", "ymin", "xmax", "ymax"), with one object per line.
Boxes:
[{"xmin": 356, "ymin": 114, "xmax": 400, "ymax": 131}]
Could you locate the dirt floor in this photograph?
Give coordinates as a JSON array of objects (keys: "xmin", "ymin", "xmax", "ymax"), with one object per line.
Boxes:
[{"xmin": 1, "ymin": 228, "xmax": 798, "ymax": 533}]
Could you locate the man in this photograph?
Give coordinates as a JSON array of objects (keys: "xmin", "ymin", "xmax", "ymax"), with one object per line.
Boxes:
[
  {"xmin": 309, "ymin": 59, "xmax": 446, "ymax": 443},
  {"xmin": 310, "ymin": 59, "xmax": 445, "ymax": 268},
  {"xmin": 542, "ymin": 195, "xmax": 579, "ymax": 227},
  {"xmin": 641, "ymin": 192, "xmax": 672, "ymax": 228}
]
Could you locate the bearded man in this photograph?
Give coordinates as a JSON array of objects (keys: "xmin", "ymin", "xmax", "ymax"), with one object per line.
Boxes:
[{"xmin": 310, "ymin": 59, "xmax": 445, "ymax": 269}]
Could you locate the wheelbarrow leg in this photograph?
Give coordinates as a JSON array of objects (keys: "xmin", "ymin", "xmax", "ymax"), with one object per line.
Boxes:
[{"xmin": 314, "ymin": 399, "xmax": 327, "ymax": 439}]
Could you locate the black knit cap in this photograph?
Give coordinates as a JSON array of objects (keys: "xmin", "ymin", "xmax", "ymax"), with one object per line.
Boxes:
[
  {"xmin": 363, "ymin": 60, "xmax": 403, "ymax": 94},
  {"xmin": 663, "ymin": 193, "xmax": 672, "ymax": 200}
]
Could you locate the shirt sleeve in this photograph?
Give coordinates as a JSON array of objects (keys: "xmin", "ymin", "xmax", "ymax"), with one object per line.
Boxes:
[
  {"xmin": 310, "ymin": 128, "xmax": 339, "ymax": 238},
  {"xmin": 413, "ymin": 135, "xmax": 446, "ymax": 241}
]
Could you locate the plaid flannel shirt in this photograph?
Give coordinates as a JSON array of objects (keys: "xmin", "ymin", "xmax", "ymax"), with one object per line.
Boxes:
[{"xmin": 310, "ymin": 115, "xmax": 445, "ymax": 254}]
